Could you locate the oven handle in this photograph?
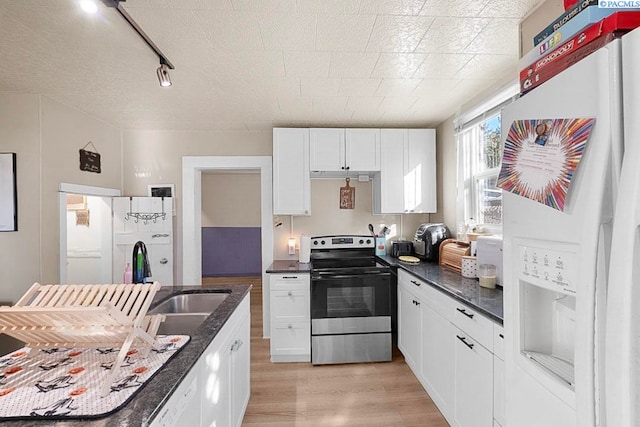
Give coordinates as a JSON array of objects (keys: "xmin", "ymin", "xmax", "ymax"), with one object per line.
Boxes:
[{"xmin": 311, "ymin": 272, "xmax": 390, "ymax": 281}]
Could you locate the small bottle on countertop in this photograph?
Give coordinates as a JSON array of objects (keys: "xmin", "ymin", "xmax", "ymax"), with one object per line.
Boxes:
[{"xmin": 123, "ymin": 262, "xmax": 132, "ymax": 284}]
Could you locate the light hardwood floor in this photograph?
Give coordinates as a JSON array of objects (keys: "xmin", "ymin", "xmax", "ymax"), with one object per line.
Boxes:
[{"xmin": 204, "ymin": 276, "xmax": 449, "ymax": 427}]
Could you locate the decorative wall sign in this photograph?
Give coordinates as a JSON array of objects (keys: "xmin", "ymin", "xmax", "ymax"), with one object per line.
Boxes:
[
  {"xmin": 339, "ymin": 178, "xmax": 355, "ymax": 209},
  {"xmin": 497, "ymin": 118, "xmax": 595, "ymax": 211},
  {"xmin": 0, "ymin": 153, "xmax": 17, "ymax": 232},
  {"xmin": 79, "ymin": 141, "xmax": 101, "ymax": 174},
  {"xmin": 147, "ymin": 184, "xmax": 174, "ymax": 198}
]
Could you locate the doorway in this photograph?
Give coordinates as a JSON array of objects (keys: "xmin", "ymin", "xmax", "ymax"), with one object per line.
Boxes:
[
  {"xmin": 58, "ymin": 183, "xmax": 120, "ymax": 284},
  {"xmin": 182, "ymin": 156, "xmax": 273, "ymax": 338}
]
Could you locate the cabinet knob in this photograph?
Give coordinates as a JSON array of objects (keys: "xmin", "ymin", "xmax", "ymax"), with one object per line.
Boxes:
[
  {"xmin": 159, "ymin": 258, "xmax": 168, "ymax": 265},
  {"xmin": 288, "ymin": 324, "xmax": 293, "ymax": 329},
  {"xmin": 231, "ymin": 339, "xmax": 243, "ymax": 352},
  {"xmin": 341, "ymin": 166, "xmax": 345, "ymax": 170},
  {"xmin": 288, "ymin": 291, "xmax": 293, "ymax": 297}
]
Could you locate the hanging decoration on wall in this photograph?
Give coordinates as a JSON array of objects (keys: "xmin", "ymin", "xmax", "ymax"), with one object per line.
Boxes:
[
  {"xmin": 79, "ymin": 141, "xmax": 101, "ymax": 174},
  {"xmin": 339, "ymin": 178, "xmax": 355, "ymax": 209}
]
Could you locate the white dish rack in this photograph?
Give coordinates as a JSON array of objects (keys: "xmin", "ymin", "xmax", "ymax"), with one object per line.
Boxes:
[{"xmin": 0, "ymin": 282, "xmax": 165, "ymax": 396}]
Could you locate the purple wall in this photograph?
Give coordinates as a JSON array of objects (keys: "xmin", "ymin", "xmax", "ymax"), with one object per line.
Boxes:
[{"xmin": 201, "ymin": 227, "xmax": 262, "ymax": 277}]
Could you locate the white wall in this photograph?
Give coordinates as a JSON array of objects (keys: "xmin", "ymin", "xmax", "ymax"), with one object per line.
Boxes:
[
  {"xmin": 201, "ymin": 173, "xmax": 261, "ymax": 227},
  {"xmin": 0, "ymin": 93, "xmax": 121, "ymax": 303}
]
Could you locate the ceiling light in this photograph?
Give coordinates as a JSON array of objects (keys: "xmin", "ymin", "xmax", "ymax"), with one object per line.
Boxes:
[
  {"xmin": 79, "ymin": 0, "xmax": 98, "ymax": 14},
  {"xmin": 156, "ymin": 63, "xmax": 172, "ymax": 88}
]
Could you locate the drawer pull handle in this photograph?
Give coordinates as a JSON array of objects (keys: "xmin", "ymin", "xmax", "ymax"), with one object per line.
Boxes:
[
  {"xmin": 152, "ymin": 233, "xmax": 169, "ymax": 238},
  {"xmin": 456, "ymin": 307, "xmax": 474, "ymax": 319},
  {"xmin": 231, "ymin": 339, "xmax": 243, "ymax": 352},
  {"xmin": 282, "ymin": 276, "xmax": 298, "ymax": 279},
  {"xmin": 499, "ymin": 333, "xmax": 504, "ymax": 339},
  {"xmin": 456, "ymin": 335, "xmax": 474, "ymax": 350},
  {"xmin": 410, "ymin": 280, "xmax": 421, "ymax": 287},
  {"xmin": 159, "ymin": 258, "xmax": 168, "ymax": 264},
  {"xmin": 288, "ymin": 291, "xmax": 293, "ymax": 297},
  {"xmin": 412, "ymin": 299, "xmax": 420, "ymax": 306}
]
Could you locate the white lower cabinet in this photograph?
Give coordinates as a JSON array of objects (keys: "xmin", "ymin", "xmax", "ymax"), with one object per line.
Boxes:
[
  {"xmin": 453, "ymin": 326, "xmax": 494, "ymax": 427},
  {"xmin": 269, "ymin": 273, "xmax": 310, "ymax": 362},
  {"xmin": 398, "ymin": 269, "xmax": 501, "ymax": 427},
  {"xmin": 150, "ymin": 294, "xmax": 250, "ymax": 427}
]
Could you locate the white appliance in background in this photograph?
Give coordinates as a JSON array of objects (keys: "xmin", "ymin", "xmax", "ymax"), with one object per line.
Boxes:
[
  {"xmin": 605, "ymin": 27, "xmax": 640, "ymax": 427},
  {"xmin": 112, "ymin": 197, "xmax": 174, "ymax": 285},
  {"xmin": 502, "ymin": 28, "xmax": 638, "ymax": 427}
]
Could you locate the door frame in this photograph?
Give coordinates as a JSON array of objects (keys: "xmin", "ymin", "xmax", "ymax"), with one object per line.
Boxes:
[
  {"xmin": 182, "ymin": 156, "xmax": 273, "ymax": 337},
  {"xmin": 58, "ymin": 183, "xmax": 121, "ymax": 283}
]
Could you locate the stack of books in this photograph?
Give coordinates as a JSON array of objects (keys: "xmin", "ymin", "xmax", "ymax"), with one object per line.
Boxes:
[{"xmin": 519, "ymin": 2, "xmax": 640, "ymax": 94}]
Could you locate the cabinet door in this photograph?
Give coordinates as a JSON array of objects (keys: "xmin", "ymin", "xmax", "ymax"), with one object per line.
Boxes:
[
  {"xmin": 200, "ymin": 333, "xmax": 232, "ymax": 427},
  {"xmin": 398, "ymin": 284, "xmax": 422, "ymax": 371},
  {"xmin": 405, "ymin": 129, "xmax": 436, "ymax": 213},
  {"xmin": 493, "ymin": 355, "xmax": 505, "ymax": 427},
  {"xmin": 230, "ymin": 312, "xmax": 251, "ymax": 427},
  {"xmin": 422, "ymin": 302, "xmax": 455, "ymax": 420},
  {"xmin": 374, "ymin": 129, "xmax": 405, "ymax": 214},
  {"xmin": 310, "ymin": 128, "xmax": 345, "ymax": 172},
  {"xmin": 345, "ymin": 128, "xmax": 380, "ymax": 171},
  {"xmin": 273, "ymin": 128, "xmax": 311, "ymax": 215},
  {"xmin": 453, "ymin": 327, "xmax": 494, "ymax": 427}
]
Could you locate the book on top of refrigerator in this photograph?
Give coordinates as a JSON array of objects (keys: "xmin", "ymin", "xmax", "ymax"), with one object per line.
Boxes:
[
  {"xmin": 524, "ymin": 4, "xmax": 640, "ymax": 68},
  {"xmin": 533, "ymin": 0, "xmax": 598, "ymax": 46},
  {"xmin": 520, "ymin": 12, "xmax": 640, "ymax": 94}
]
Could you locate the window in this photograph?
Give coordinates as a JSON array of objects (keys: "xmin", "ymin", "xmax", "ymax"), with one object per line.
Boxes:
[{"xmin": 458, "ymin": 113, "xmax": 503, "ymax": 230}]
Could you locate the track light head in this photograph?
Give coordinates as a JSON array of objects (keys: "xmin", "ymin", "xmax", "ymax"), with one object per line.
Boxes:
[{"xmin": 156, "ymin": 63, "xmax": 172, "ymax": 88}]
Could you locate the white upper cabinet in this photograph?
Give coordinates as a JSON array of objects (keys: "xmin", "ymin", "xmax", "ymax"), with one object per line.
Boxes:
[
  {"xmin": 273, "ymin": 128, "xmax": 311, "ymax": 215},
  {"xmin": 373, "ymin": 128, "xmax": 436, "ymax": 214},
  {"xmin": 310, "ymin": 128, "xmax": 380, "ymax": 174}
]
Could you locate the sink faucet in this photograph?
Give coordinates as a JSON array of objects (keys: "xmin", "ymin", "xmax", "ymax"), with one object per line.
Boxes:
[{"xmin": 132, "ymin": 241, "xmax": 152, "ymax": 284}]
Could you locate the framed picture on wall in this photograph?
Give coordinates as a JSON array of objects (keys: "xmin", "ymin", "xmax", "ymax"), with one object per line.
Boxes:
[
  {"xmin": 0, "ymin": 153, "xmax": 18, "ymax": 232},
  {"xmin": 147, "ymin": 184, "xmax": 175, "ymax": 215}
]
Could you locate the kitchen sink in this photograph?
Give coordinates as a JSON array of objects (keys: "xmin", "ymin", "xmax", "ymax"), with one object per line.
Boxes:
[
  {"xmin": 149, "ymin": 291, "xmax": 230, "ymax": 315},
  {"xmin": 156, "ymin": 313, "xmax": 210, "ymax": 335}
]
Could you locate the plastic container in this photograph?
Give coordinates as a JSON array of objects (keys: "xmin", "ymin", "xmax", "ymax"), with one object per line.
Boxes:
[
  {"xmin": 478, "ymin": 264, "xmax": 497, "ymax": 288},
  {"xmin": 375, "ymin": 237, "xmax": 386, "ymax": 256},
  {"xmin": 123, "ymin": 262, "xmax": 132, "ymax": 284}
]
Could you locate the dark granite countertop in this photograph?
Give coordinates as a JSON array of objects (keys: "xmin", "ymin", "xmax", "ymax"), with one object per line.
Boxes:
[
  {"xmin": 266, "ymin": 260, "xmax": 311, "ymax": 273},
  {"xmin": 0, "ymin": 283, "xmax": 252, "ymax": 427},
  {"xmin": 378, "ymin": 255, "xmax": 503, "ymax": 324}
]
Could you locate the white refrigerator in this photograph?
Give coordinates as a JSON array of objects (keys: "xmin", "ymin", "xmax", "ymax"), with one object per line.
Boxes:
[{"xmin": 501, "ymin": 28, "xmax": 640, "ymax": 427}]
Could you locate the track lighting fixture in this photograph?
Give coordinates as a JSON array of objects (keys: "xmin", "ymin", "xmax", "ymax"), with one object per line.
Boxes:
[
  {"xmin": 156, "ymin": 63, "xmax": 172, "ymax": 87},
  {"xmin": 101, "ymin": 0, "xmax": 174, "ymax": 88}
]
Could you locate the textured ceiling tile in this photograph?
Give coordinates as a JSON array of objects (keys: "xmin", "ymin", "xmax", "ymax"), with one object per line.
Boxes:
[
  {"xmin": 419, "ymin": 0, "xmax": 491, "ymax": 17},
  {"xmin": 259, "ymin": 13, "xmax": 317, "ymax": 50},
  {"xmin": 190, "ymin": 10, "xmax": 264, "ymax": 51},
  {"xmin": 337, "ymin": 78, "xmax": 382, "ymax": 96},
  {"xmin": 231, "ymin": 0, "xmax": 296, "ymax": 13},
  {"xmin": 284, "ymin": 51, "xmax": 331, "ymax": 78},
  {"xmin": 415, "ymin": 17, "xmax": 490, "ymax": 53},
  {"xmin": 313, "ymin": 96, "xmax": 349, "ymax": 114},
  {"xmin": 366, "ymin": 15, "xmax": 434, "ymax": 53},
  {"xmin": 465, "ymin": 18, "xmax": 520, "ymax": 55},
  {"xmin": 413, "ymin": 53, "xmax": 473, "ymax": 78},
  {"xmin": 127, "ymin": 0, "xmax": 235, "ymax": 10},
  {"xmin": 329, "ymin": 52, "xmax": 379, "ymax": 78},
  {"xmin": 371, "ymin": 53, "xmax": 426, "ymax": 78},
  {"xmin": 412, "ymin": 78, "xmax": 461, "ymax": 96},
  {"xmin": 358, "ymin": 0, "xmax": 426, "ymax": 15},
  {"xmin": 316, "ymin": 14, "xmax": 376, "ymax": 52},
  {"xmin": 297, "ymin": 0, "xmax": 362, "ymax": 15},
  {"xmin": 345, "ymin": 96, "xmax": 384, "ymax": 112},
  {"xmin": 455, "ymin": 54, "xmax": 517, "ymax": 79},
  {"xmin": 276, "ymin": 95, "xmax": 313, "ymax": 115},
  {"xmin": 377, "ymin": 96, "xmax": 418, "ymax": 112},
  {"xmin": 230, "ymin": 51, "xmax": 286, "ymax": 77},
  {"xmin": 479, "ymin": 0, "xmax": 540, "ymax": 18},
  {"xmin": 259, "ymin": 77, "xmax": 301, "ymax": 97},
  {"xmin": 375, "ymin": 78, "xmax": 421, "ymax": 96},
  {"xmin": 301, "ymin": 78, "xmax": 342, "ymax": 97}
]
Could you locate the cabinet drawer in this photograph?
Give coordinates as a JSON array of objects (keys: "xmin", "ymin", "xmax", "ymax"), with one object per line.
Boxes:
[
  {"xmin": 493, "ymin": 324, "xmax": 505, "ymax": 361},
  {"xmin": 451, "ymin": 303, "xmax": 493, "ymax": 351},
  {"xmin": 270, "ymin": 322, "xmax": 310, "ymax": 358},
  {"xmin": 270, "ymin": 275, "xmax": 309, "ymax": 292},
  {"xmin": 270, "ymin": 290, "xmax": 309, "ymax": 322}
]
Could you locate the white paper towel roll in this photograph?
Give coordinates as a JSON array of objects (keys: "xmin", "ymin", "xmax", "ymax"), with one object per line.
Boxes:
[{"xmin": 299, "ymin": 235, "xmax": 311, "ymax": 263}]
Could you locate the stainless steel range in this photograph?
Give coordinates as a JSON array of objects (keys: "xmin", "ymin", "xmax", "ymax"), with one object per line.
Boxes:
[{"xmin": 310, "ymin": 235, "xmax": 392, "ymax": 365}]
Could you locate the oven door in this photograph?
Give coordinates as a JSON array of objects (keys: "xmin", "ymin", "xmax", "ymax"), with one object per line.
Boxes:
[{"xmin": 310, "ymin": 271, "xmax": 390, "ymax": 320}]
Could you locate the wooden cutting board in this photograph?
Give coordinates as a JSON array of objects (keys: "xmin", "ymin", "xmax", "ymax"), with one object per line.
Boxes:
[{"xmin": 339, "ymin": 178, "xmax": 355, "ymax": 209}]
